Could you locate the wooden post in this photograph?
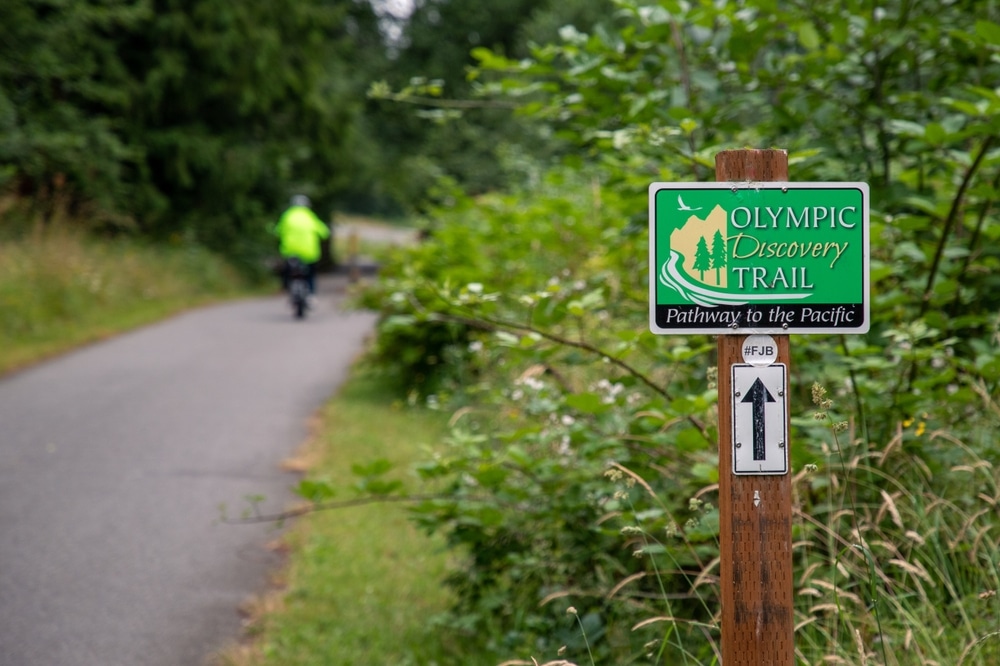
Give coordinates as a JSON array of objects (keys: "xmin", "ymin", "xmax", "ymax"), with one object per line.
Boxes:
[
  {"xmin": 329, "ymin": 212, "xmax": 338, "ymax": 272},
  {"xmin": 348, "ymin": 228, "xmax": 360, "ymax": 283},
  {"xmin": 715, "ymin": 149, "xmax": 794, "ymax": 665}
]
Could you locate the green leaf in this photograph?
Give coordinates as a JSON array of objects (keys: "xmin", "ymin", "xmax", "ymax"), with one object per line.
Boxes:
[
  {"xmin": 463, "ymin": 505, "xmax": 505, "ymax": 528},
  {"xmin": 923, "ymin": 122, "xmax": 947, "ymax": 144},
  {"xmin": 944, "ymin": 97, "xmax": 987, "ymax": 117},
  {"xmin": 565, "ymin": 392, "xmax": 612, "ymax": 415},
  {"xmin": 518, "ymin": 333, "xmax": 542, "ymax": 348},
  {"xmin": 676, "ymin": 427, "xmax": 711, "ymax": 452},
  {"xmin": 355, "ymin": 479, "xmax": 404, "ymax": 496},
  {"xmin": 830, "ymin": 19, "xmax": 849, "ymax": 44},
  {"xmin": 351, "ymin": 458, "xmax": 393, "ymax": 478},
  {"xmin": 295, "ymin": 479, "xmax": 337, "ymax": 502},
  {"xmin": 975, "ymin": 19, "xmax": 1000, "ymax": 45},
  {"xmin": 505, "ymin": 445, "xmax": 532, "ymax": 467},
  {"xmin": 691, "ymin": 462, "xmax": 718, "ymax": 484},
  {"xmin": 383, "ymin": 315, "xmax": 417, "ymax": 331},
  {"xmin": 473, "ymin": 465, "xmax": 509, "ymax": 487},
  {"xmin": 797, "ymin": 22, "xmax": 820, "ymax": 50},
  {"xmin": 493, "ymin": 331, "xmax": 520, "ymax": 346},
  {"xmin": 685, "ymin": 509, "xmax": 720, "ymax": 541},
  {"xmin": 887, "ymin": 119, "xmax": 926, "ymax": 138},
  {"xmin": 635, "ymin": 508, "xmax": 665, "ymax": 522}
]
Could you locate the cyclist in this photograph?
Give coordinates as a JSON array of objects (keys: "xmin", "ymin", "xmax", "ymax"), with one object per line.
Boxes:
[{"xmin": 272, "ymin": 194, "xmax": 330, "ymax": 298}]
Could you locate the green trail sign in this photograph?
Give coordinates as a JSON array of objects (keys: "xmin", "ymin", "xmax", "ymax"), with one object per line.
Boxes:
[{"xmin": 649, "ymin": 182, "xmax": 870, "ymax": 335}]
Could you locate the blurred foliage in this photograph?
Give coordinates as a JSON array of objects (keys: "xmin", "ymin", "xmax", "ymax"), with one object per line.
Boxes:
[
  {"xmin": 368, "ymin": 0, "xmax": 619, "ymax": 202},
  {"xmin": 352, "ymin": 0, "xmax": 1000, "ymax": 663},
  {"xmin": 0, "ymin": 0, "xmax": 389, "ymax": 269},
  {"xmin": 0, "ymin": 0, "xmax": 623, "ymax": 266}
]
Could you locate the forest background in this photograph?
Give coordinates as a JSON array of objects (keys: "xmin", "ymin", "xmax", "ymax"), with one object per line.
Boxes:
[
  {"xmin": 4, "ymin": 0, "xmax": 1000, "ymax": 664},
  {"xmin": 0, "ymin": 0, "xmax": 605, "ymax": 266}
]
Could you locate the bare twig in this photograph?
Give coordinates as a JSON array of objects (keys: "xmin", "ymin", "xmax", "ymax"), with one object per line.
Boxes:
[
  {"xmin": 949, "ymin": 168, "xmax": 1000, "ymax": 319},
  {"xmin": 372, "ymin": 92, "xmax": 520, "ymax": 110},
  {"xmin": 223, "ymin": 493, "xmax": 456, "ymax": 525},
  {"xmin": 920, "ymin": 135, "xmax": 996, "ymax": 317}
]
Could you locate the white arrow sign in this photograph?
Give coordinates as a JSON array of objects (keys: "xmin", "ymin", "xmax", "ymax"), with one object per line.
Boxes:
[{"xmin": 732, "ymin": 364, "xmax": 788, "ymax": 475}]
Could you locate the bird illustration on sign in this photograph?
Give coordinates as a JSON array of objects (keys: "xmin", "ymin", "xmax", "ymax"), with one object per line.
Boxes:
[{"xmin": 677, "ymin": 195, "xmax": 702, "ymax": 212}]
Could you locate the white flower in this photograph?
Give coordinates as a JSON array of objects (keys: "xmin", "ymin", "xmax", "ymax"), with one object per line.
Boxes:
[{"xmin": 516, "ymin": 376, "xmax": 544, "ymax": 391}]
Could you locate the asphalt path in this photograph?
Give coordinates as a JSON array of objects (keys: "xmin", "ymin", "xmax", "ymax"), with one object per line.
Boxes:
[{"xmin": 0, "ymin": 276, "xmax": 377, "ymax": 665}]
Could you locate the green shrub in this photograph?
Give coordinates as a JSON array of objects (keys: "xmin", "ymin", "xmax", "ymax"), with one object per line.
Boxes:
[{"xmin": 353, "ymin": 1, "xmax": 1000, "ymax": 663}]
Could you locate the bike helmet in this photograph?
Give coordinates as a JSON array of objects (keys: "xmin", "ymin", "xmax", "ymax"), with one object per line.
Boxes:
[{"xmin": 290, "ymin": 194, "xmax": 311, "ymax": 208}]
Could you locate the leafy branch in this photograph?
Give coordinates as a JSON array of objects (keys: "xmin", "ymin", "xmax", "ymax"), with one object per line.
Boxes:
[
  {"xmin": 435, "ymin": 306, "xmax": 710, "ymax": 441},
  {"xmin": 368, "ymin": 80, "xmax": 519, "ymax": 110}
]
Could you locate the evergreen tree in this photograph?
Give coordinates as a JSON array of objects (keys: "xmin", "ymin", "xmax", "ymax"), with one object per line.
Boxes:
[
  {"xmin": 0, "ymin": 0, "xmax": 149, "ymax": 225},
  {"xmin": 710, "ymin": 230, "xmax": 726, "ymax": 285},
  {"xmin": 117, "ymin": 0, "xmax": 388, "ymax": 258},
  {"xmin": 693, "ymin": 236, "xmax": 711, "ymax": 281},
  {"xmin": 0, "ymin": 0, "xmax": 392, "ymax": 264}
]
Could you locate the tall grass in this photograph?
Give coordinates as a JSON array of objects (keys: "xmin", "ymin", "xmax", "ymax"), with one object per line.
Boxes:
[
  {"xmin": 0, "ymin": 228, "xmax": 257, "ymax": 374},
  {"xmin": 781, "ymin": 388, "xmax": 1000, "ymax": 665},
  {"xmin": 603, "ymin": 397, "xmax": 1000, "ymax": 665}
]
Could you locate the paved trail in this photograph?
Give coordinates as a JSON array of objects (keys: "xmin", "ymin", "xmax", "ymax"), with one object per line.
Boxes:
[{"xmin": 0, "ymin": 277, "xmax": 376, "ymax": 665}]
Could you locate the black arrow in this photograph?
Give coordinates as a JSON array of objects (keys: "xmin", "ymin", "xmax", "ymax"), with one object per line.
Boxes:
[{"xmin": 741, "ymin": 378, "xmax": 776, "ymax": 461}]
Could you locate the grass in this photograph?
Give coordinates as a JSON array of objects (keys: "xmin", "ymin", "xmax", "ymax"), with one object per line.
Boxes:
[
  {"xmin": 603, "ymin": 392, "xmax": 1000, "ymax": 665},
  {"xmin": 211, "ymin": 366, "xmax": 463, "ymax": 666},
  {"xmin": 0, "ymin": 228, "xmax": 264, "ymax": 375},
  {"xmin": 787, "ymin": 413, "xmax": 1000, "ymax": 666}
]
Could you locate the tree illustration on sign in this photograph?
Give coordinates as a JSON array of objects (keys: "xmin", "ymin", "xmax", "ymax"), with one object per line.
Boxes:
[
  {"xmin": 669, "ymin": 204, "xmax": 727, "ymax": 288},
  {"xmin": 693, "ymin": 236, "xmax": 711, "ymax": 280},
  {"xmin": 710, "ymin": 229, "xmax": 727, "ymax": 285}
]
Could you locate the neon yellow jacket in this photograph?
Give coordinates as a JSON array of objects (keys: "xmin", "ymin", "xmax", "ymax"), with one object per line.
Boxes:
[{"xmin": 273, "ymin": 206, "xmax": 330, "ymax": 263}]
